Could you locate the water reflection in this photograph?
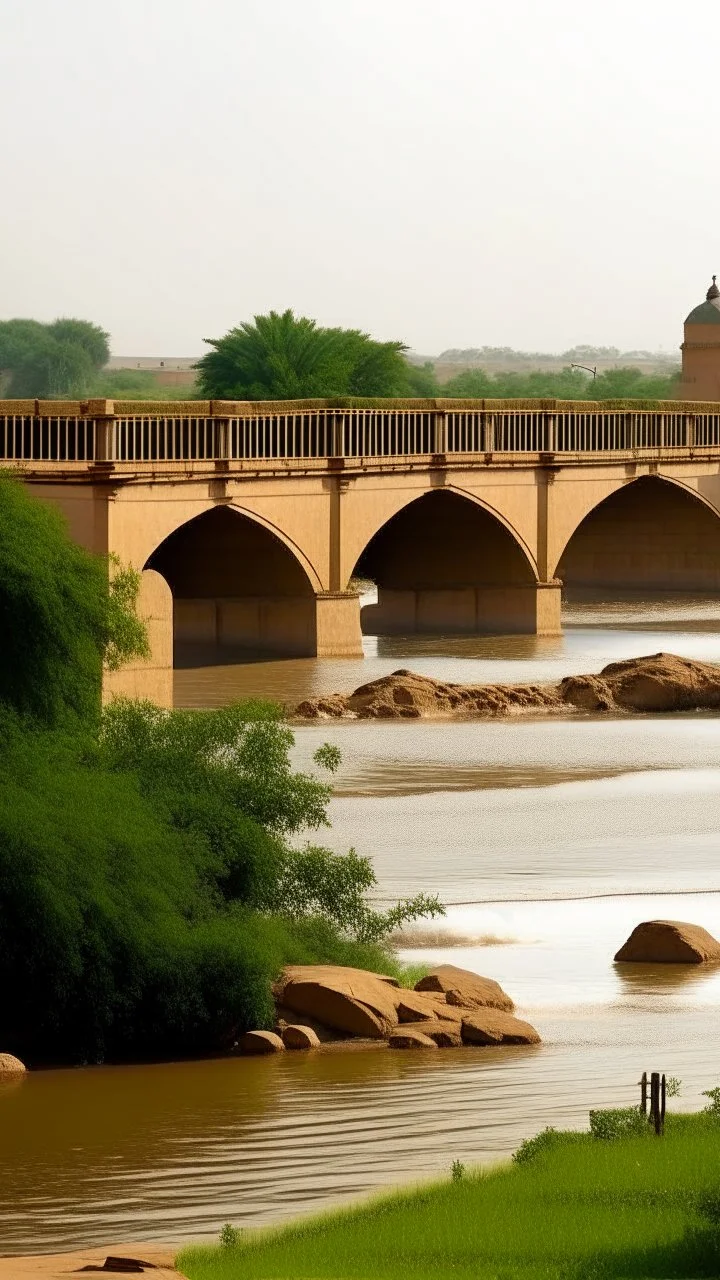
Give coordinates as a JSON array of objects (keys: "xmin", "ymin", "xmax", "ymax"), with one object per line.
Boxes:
[{"xmin": 613, "ymin": 961, "xmax": 720, "ymax": 997}]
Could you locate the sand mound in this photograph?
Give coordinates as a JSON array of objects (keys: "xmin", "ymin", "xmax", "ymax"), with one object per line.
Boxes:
[{"xmin": 295, "ymin": 653, "xmax": 720, "ymax": 721}]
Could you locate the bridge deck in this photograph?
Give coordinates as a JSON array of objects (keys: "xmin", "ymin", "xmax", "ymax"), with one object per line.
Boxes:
[{"xmin": 1, "ymin": 398, "xmax": 720, "ymax": 467}]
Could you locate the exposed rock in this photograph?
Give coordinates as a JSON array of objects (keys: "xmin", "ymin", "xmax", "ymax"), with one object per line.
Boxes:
[
  {"xmin": 397, "ymin": 1020, "xmax": 464, "ymax": 1047},
  {"xmin": 461, "ymin": 1011, "xmax": 541, "ymax": 1045},
  {"xmin": 238, "ymin": 1030, "xmax": 285, "ymax": 1055},
  {"xmin": 600, "ymin": 653, "xmax": 720, "ymax": 713},
  {"xmin": 614, "ymin": 919, "xmax": 720, "ymax": 964},
  {"xmin": 559, "ymin": 675, "xmax": 616, "ymax": 711},
  {"xmin": 295, "ymin": 654, "xmax": 720, "ymax": 721},
  {"xmin": 388, "ymin": 1029, "xmax": 438, "ymax": 1049},
  {"xmin": 415, "ymin": 965, "xmax": 515, "ymax": 1012},
  {"xmin": 393, "ymin": 989, "xmax": 461, "ymax": 1023},
  {"xmin": 0, "ymin": 1053, "xmax": 26, "ymax": 1075},
  {"xmin": 296, "ymin": 669, "xmax": 558, "ymax": 721},
  {"xmin": 282, "ymin": 1024, "xmax": 321, "ymax": 1050},
  {"xmin": 276, "ymin": 965, "xmax": 400, "ymax": 1038}
]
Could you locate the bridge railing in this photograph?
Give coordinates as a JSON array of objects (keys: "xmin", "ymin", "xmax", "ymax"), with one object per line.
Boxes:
[{"xmin": 2, "ymin": 400, "xmax": 720, "ymax": 463}]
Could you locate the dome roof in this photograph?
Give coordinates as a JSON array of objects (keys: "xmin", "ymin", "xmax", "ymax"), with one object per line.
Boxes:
[{"xmin": 686, "ymin": 276, "xmax": 720, "ymax": 324}]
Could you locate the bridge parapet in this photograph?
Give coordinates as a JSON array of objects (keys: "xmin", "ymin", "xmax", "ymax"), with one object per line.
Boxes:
[{"xmin": 1, "ymin": 398, "xmax": 720, "ymax": 466}]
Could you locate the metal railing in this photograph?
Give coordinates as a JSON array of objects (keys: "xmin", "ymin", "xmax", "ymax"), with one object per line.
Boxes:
[{"xmin": 1, "ymin": 400, "xmax": 719, "ymax": 464}]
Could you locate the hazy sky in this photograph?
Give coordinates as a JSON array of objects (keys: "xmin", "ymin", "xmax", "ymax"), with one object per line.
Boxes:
[{"xmin": 2, "ymin": 0, "xmax": 718, "ymax": 356}]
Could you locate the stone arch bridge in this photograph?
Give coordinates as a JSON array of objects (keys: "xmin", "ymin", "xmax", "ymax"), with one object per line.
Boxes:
[{"xmin": 5, "ymin": 395, "xmax": 720, "ymax": 706}]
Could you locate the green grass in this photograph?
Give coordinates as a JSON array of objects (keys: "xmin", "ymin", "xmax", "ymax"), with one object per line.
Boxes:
[{"xmin": 179, "ymin": 1112, "xmax": 720, "ymax": 1279}]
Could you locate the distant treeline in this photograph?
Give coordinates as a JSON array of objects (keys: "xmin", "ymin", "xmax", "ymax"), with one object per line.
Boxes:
[
  {"xmin": 435, "ymin": 344, "xmax": 679, "ymax": 365},
  {"xmin": 433, "ymin": 364, "xmax": 682, "ymax": 401},
  {"xmin": 0, "ymin": 311, "xmax": 682, "ymax": 402}
]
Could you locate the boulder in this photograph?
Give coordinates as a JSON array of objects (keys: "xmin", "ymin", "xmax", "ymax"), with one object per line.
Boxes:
[
  {"xmin": 282, "ymin": 1024, "xmax": 321, "ymax": 1050},
  {"xmin": 398, "ymin": 1020, "xmax": 464, "ymax": 1048},
  {"xmin": 614, "ymin": 920, "xmax": 720, "ymax": 964},
  {"xmin": 0, "ymin": 1053, "xmax": 26, "ymax": 1075},
  {"xmin": 238, "ymin": 1030, "xmax": 285, "ymax": 1055},
  {"xmin": 393, "ymin": 989, "xmax": 462, "ymax": 1024},
  {"xmin": 276, "ymin": 965, "xmax": 400, "ymax": 1038},
  {"xmin": 415, "ymin": 965, "xmax": 515, "ymax": 1012},
  {"xmin": 461, "ymin": 1010, "xmax": 541, "ymax": 1045},
  {"xmin": 388, "ymin": 1029, "xmax": 438, "ymax": 1049}
]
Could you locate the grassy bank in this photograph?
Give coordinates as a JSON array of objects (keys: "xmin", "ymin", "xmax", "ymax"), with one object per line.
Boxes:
[{"xmin": 179, "ymin": 1111, "xmax": 720, "ymax": 1279}]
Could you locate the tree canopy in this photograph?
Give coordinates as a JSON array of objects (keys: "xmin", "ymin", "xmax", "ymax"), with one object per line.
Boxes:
[
  {"xmin": 0, "ymin": 475, "xmax": 147, "ymax": 725},
  {"xmin": 0, "ymin": 317, "xmax": 110, "ymax": 398},
  {"xmin": 195, "ymin": 309, "xmax": 415, "ymax": 399}
]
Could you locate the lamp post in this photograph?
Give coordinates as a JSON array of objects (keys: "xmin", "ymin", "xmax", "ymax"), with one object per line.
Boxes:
[{"xmin": 571, "ymin": 363, "xmax": 597, "ymax": 379}]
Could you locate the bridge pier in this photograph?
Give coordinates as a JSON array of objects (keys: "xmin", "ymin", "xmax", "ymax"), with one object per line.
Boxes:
[{"xmin": 361, "ymin": 581, "xmax": 561, "ymax": 637}]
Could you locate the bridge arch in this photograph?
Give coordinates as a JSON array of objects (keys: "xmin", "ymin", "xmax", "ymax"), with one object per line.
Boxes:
[
  {"xmin": 351, "ymin": 488, "xmax": 553, "ymax": 635},
  {"xmin": 145, "ymin": 503, "xmax": 322, "ymax": 658},
  {"xmin": 556, "ymin": 475, "xmax": 720, "ymax": 593}
]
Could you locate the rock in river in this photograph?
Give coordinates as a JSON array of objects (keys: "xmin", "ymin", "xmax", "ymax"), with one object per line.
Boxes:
[
  {"xmin": 282, "ymin": 1024, "xmax": 321, "ymax": 1050},
  {"xmin": 614, "ymin": 919, "xmax": 720, "ymax": 964},
  {"xmin": 388, "ymin": 1029, "xmax": 438, "ymax": 1050},
  {"xmin": 275, "ymin": 964, "xmax": 400, "ymax": 1038},
  {"xmin": 461, "ymin": 1010, "xmax": 541, "ymax": 1045},
  {"xmin": 415, "ymin": 964, "xmax": 515, "ymax": 1012},
  {"xmin": 239, "ymin": 1030, "xmax": 285, "ymax": 1055},
  {"xmin": 0, "ymin": 1053, "xmax": 26, "ymax": 1075}
]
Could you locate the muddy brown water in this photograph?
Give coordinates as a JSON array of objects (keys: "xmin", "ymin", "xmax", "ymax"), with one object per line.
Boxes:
[{"xmin": 4, "ymin": 594, "xmax": 720, "ymax": 1256}]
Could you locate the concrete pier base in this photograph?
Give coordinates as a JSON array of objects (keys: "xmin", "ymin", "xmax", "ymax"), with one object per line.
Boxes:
[
  {"xmin": 361, "ymin": 581, "xmax": 562, "ymax": 637},
  {"xmin": 103, "ymin": 568, "xmax": 174, "ymax": 707},
  {"xmin": 315, "ymin": 591, "xmax": 363, "ymax": 656},
  {"xmin": 172, "ymin": 591, "xmax": 363, "ymax": 660}
]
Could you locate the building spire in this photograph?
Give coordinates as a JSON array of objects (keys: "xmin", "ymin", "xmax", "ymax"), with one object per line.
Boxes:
[{"xmin": 707, "ymin": 275, "xmax": 720, "ymax": 300}]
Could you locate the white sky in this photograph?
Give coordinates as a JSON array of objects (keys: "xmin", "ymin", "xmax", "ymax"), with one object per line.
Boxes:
[{"xmin": 1, "ymin": 0, "xmax": 718, "ymax": 356}]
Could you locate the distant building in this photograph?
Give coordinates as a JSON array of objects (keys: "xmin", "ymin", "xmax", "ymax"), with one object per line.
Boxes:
[{"xmin": 680, "ymin": 278, "xmax": 720, "ymax": 401}]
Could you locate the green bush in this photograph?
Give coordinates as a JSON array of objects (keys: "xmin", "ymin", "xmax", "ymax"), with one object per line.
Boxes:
[
  {"xmin": 0, "ymin": 699, "xmax": 439, "ymax": 1066},
  {"xmin": 589, "ymin": 1107, "xmax": 648, "ymax": 1141},
  {"xmin": 0, "ymin": 475, "xmax": 147, "ymax": 725}
]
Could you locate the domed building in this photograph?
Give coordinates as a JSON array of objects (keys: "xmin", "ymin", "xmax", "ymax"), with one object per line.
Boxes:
[{"xmin": 679, "ymin": 277, "xmax": 720, "ymax": 400}]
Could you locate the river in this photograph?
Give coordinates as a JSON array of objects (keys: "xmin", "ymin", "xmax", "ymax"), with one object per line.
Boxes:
[{"xmin": 3, "ymin": 595, "xmax": 720, "ymax": 1256}]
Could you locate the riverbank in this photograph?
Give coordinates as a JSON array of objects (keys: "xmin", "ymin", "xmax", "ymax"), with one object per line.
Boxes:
[
  {"xmin": 294, "ymin": 651, "xmax": 720, "ymax": 720},
  {"xmin": 178, "ymin": 1111, "xmax": 720, "ymax": 1279},
  {"xmin": 0, "ymin": 1243, "xmax": 182, "ymax": 1278}
]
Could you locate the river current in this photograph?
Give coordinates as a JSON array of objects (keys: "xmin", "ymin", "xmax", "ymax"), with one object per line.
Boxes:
[{"xmin": 3, "ymin": 595, "xmax": 720, "ymax": 1255}]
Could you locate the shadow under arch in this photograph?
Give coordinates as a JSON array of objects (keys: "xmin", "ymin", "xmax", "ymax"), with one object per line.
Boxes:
[
  {"xmin": 556, "ymin": 475, "xmax": 720, "ymax": 595},
  {"xmin": 145, "ymin": 504, "xmax": 320, "ymax": 662},
  {"xmin": 352, "ymin": 488, "xmax": 543, "ymax": 636}
]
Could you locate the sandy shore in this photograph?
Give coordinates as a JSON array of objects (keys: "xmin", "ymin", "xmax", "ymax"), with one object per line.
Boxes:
[{"xmin": 0, "ymin": 1243, "xmax": 183, "ymax": 1278}]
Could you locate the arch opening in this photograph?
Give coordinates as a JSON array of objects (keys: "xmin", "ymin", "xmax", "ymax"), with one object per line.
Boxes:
[
  {"xmin": 352, "ymin": 489, "xmax": 546, "ymax": 636},
  {"xmin": 146, "ymin": 504, "xmax": 319, "ymax": 663},
  {"xmin": 557, "ymin": 476, "xmax": 720, "ymax": 599}
]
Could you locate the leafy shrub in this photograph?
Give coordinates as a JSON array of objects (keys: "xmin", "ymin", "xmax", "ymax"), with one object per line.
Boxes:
[
  {"xmin": 512, "ymin": 1127, "xmax": 587, "ymax": 1164},
  {"xmin": 0, "ymin": 700, "xmax": 440, "ymax": 1066},
  {"xmin": 451, "ymin": 1160, "xmax": 466, "ymax": 1182},
  {"xmin": 703, "ymin": 1087, "xmax": 720, "ymax": 1116},
  {"xmin": 0, "ymin": 475, "xmax": 146, "ymax": 725},
  {"xmin": 589, "ymin": 1107, "xmax": 648, "ymax": 1141}
]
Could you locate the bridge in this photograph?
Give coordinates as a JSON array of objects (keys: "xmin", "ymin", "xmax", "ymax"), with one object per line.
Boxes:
[{"xmin": 4, "ymin": 395, "xmax": 720, "ymax": 706}]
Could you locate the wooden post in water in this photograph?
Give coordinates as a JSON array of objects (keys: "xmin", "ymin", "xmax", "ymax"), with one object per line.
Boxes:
[{"xmin": 640, "ymin": 1071, "xmax": 648, "ymax": 1116}]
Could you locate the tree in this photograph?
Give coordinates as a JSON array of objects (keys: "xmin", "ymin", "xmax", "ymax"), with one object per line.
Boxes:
[
  {"xmin": 0, "ymin": 316, "xmax": 110, "ymax": 398},
  {"xmin": 195, "ymin": 309, "xmax": 413, "ymax": 400},
  {"xmin": 0, "ymin": 475, "xmax": 147, "ymax": 725},
  {"xmin": 47, "ymin": 318, "xmax": 110, "ymax": 370}
]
